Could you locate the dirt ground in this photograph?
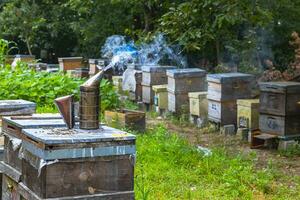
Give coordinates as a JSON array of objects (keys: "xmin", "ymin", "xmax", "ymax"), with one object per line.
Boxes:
[{"xmin": 147, "ymin": 117, "xmax": 300, "ymax": 177}]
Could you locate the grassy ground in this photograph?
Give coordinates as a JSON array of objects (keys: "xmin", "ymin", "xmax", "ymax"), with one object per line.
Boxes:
[{"xmin": 133, "ymin": 120, "xmax": 300, "ymax": 200}]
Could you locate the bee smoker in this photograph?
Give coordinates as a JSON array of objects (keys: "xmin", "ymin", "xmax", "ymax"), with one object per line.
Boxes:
[{"xmin": 55, "ymin": 65, "xmax": 110, "ymax": 130}]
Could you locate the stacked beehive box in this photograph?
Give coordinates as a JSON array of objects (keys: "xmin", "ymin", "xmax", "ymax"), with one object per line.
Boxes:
[
  {"xmin": 58, "ymin": 57, "xmax": 83, "ymax": 71},
  {"xmin": 1, "ymin": 116, "xmax": 136, "ymax": 199},
  {"xmin": 88, "ymin": 59, "xmax": 108, "ymax": 76},
  {"xmin": 167, "ymin": 68, "xmax": 207, "ymax": 114},
  {"xmin": 259, "ymin": 82, "xmax": 300, "ymax": 137},
  {"xmin": 153, "ymin": 85, "xmax": 168, "ymax": 114},
  {"xmin": 189, "ymin": 92, "xmax": 208, "ymax": 127},
  {"xmin": 207, "ymin": 73, "xmax": 256, "ymax": 126},
  {"xmin": 0, "ymin": 114, "xmax": 65, "ymax": 199},
  {"xmin": 142, "ymin": 65, "xmax": 176, "ymax": 107}
]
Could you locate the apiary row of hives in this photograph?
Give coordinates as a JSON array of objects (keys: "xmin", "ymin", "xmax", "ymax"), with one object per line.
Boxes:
[{"xmin": 120, "ymin": 65, "xmax": 300, "ymax": 147}]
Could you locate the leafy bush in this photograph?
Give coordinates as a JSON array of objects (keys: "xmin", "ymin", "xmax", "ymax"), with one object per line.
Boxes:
[
  {"xmin": 0, "ymin": 64, "xmax": 120, "ymax": 112},
  {"xmin": 0, "ymin": 39, "xmax": 16, "ymax": 66}
]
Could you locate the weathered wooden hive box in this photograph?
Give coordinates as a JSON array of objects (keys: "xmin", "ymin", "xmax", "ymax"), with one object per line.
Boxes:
[
  {"xmin": 153, "ymin": 85, "xmax": 168, "ymax": 111},
  {"xmin": 237, "ymin": 99, "xmax": 260, "ymax": 130},
  {"xmin": 167, "ymin": 68, "xmax": 207, "ymax": 113},
  {"xmin": 58, "ymin": 57, "xmax": 83, "ymax": 71},
  {"xmin": 0, "ymin": 100, "xmax": 36, "ymax": 125},
  {"xmin": 189, "ymin": 92, "xmax": 208, "ymax": 117},
  {"xmin": 19, "ymin": 126, "xmax": 135, "ymax": 199},
  {"xmin": 207, "ymin": 73, "xmax": 256, "ymax": 125},
  {"xmin": 67, "ymin": 68, "xmax": 89, "ymax": 78},
  {"xmin": 105, "ymin": 109, "xmax": 146, "ymax": 132},
  {"xmin": 1, "ymin": 115, "xmax": 65, "ymax": 176},
  {"xmin": 142, "ymin": 65, "xmax": 176, "ymax": 104},
  {"xmin": 259, "ymin": 82, "xmax": 300, "ymax": 136}
]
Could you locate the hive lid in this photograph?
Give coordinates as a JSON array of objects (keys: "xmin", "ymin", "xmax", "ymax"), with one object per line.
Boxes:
[
  {"xmin": 207, "ymin": 73, "xmax": 254, "ymax": 83},
  {"xmin": 188, "ymin": 92, "xmax": 208, "ymax": 98},
  {"xmin": 237, "ymin": 99, "xmax": 259, "ymax": 107},
  {"xmin": 58, "ymin": 57, "xmax": 83, "ymax": 61},
  {"xmin": 15, "ymin": 54, "xmax": 35, "ymax": 59},
  {"xmin": 0, "ymin": 100, "xmax": 36, "ymax": 109},
  {"xmin": 3, "ymin": 117, "xmax": 66, "ymax": 129},
  {"xmin": 152, "ymin": 85, "xmax": 168, "ymax": 92},
  {"xmin": 259, "ymin": 82, "xmax": 300, "ymax": 93},
  {"xmin": 166, "ymin": 68, "xmax": 206, "ymax": 78},
  {"xmin": 141, "ymin": 65, "xmax": 176, "ymax": 73},
  {"xmin": 22, "ymin": 125, "xmax": 136, "ymax": 145}
]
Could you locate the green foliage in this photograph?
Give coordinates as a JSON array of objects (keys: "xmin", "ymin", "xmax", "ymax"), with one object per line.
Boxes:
[
  {"xmin": 135, "ymin": 124, "xmax": 300, "ymax": 199},
  {"xmin": 0, "ymin": 39, "xmax": 16, "ymax": 66},
  {"xmin": 0, "ymin": 64, "xmax": 82, "ymax": 109},
  {"xmin": 0, "ymin": 64, "xmax": 120, "ymax": 112},
  {"xmin": 100, "ymin": 79, "xmax": 120, "ymax": 111}
]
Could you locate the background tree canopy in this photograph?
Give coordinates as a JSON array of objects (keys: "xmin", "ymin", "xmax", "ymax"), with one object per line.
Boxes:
[{"xmin": 0, "ymin": 0, "xmax": 299, "ymax": 71}]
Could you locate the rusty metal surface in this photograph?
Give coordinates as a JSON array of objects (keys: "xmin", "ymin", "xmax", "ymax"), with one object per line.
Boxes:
[{"xmin": 54, "ymin": 95, "xmax": 75, "ymax": 129}]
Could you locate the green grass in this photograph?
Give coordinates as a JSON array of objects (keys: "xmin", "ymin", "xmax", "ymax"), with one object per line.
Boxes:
[{"xmin": 135, "ymin": 124, "xmax": 300, "ymax": 200}]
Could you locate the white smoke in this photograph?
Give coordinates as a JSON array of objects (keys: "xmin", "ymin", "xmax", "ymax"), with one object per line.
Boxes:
[{"xmin": 101, "ymin": 33, "xmax": 186, "ymax": 70}]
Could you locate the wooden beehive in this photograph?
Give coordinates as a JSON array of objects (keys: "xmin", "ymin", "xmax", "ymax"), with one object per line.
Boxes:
[
  {"xmin": 105, "ymin": 109, "xmax": 145, "ymax": 132},
  {"xmin": 142, "ymin": 65, "xmax": 176, "ymax": 104},
  {"xmin": 20, "ymin": 126, "xmax": 135, "ymax": 199},
  {"xmin": 168, "ymin": 90, "xmax": 190, "ymax": 113},
  {"xmin": 259, "ymin": 82, "xmax": 300, "ymax": 136},
  {"xmin": 237, "ymin": 99, "xmax": 260, "ymax": 130},
  {"xmin": 167, "ymin": 68, "xmax": 207, "ymax": 114},
  {"xmin": 11, "ymin": 55, "xmax": 36, "ymax": 69},
  {"xmin": 207, "ymin": 73, "xmax": 256, "ymax": 101},
  {"xmin": 153, "ymin": 85, "xmax": 168, "ymax": 110},
  {"xmin": 58, "ymin": 57, "xmax": 83, "ymax": 71},
  {"xmin": 167, "ymin": 68, "xmax": 207, "ymax": 94},
  {"xmin": 188, "ymin": 92, "xmax": 208, "ymax": 117},
  {"xmin": 0, "ymin": 100, "xmax": 36, "ymax": 126},
  {"xmin": 208, "ymin": 99, "xmax": 237, "ymax": 126},
  {"xmin": 259, "ymin": 82, "xmax": 300, "ymax": 116},
  {"xmin": 1, "ymin": 115, "xmax": 66, "ymax": 175}
]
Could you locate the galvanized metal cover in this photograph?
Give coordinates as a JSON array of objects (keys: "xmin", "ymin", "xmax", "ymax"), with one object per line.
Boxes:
[
  {"xmin": 141, "ymin": 65, "xmax": 176, "ymax": 73},
  {"xmin": 167, "ymin": 68, "xmax": 206, "ymax": 78},
  {"xmin": 207, "ymin": 73, "xmax": 254, "ymax": 83},
  {"xmin": 22, "ymin": 126, "xmax": 136, "ymax": 145},
  {"xmin": 0, "ymin": 100, "xmax": 36, "ymax": 109},
  {"xmin": 259, "ymin": 81, "xmax": 300, "ymax": 93}
]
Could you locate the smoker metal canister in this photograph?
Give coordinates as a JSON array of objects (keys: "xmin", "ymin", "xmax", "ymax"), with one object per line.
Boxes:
[{"xmin": 79, "ymin": 86, "xmax": 100, "ymax": 129}]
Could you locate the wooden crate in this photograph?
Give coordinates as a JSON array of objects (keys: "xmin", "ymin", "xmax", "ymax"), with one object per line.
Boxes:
[
  {"xmin": 153, "ymin": 85, "xmax": 168, "ymax": 110},
  {"xmin": 141, "ymin": 65, "xmax": 176, "ymax": 86},
  {"xmin": 188, "ymin": 92, "xmax": 208, "ymax": 117},
  {"xmin": 208, "ymin": 99, "xmax": 237, "ymax": 126},
  {"xmin": 20, "ymin": 126, "xmax": 136, "ymax": 199},
  {"xmin": 259, "ymin": 82, "xmax": 300, "ymax": 116},
  {"xmin": 2, "ymin": 115, "xmax": 66, "ymax": 175},
  {"xmin": 105, "ymin": 110, "xmax": 145, "ymax": 132},
  {"xmin": 58, "ymin": 57, "xmax": 83, "ymax": 71},
  {"xmin": 168, "ymin": 91, "xmax": 189, "ymax": 113},
  {"xmin": 237, "ymin": 99, "xmax": 260, "ymax": 130},
  {"xmin": 207, "ymin": 73, "xmax": 256, "ymax": 101},
  {"xmin": 167, "ymin": 68, "xmax": 207, "ymax": 94},
  {"xmin": 259, "ymin": 114, "xmax": 300, "ymax": 136}
]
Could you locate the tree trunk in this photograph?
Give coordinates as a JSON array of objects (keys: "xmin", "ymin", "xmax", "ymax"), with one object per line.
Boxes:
[
  {"xmin": 215, "ymin": 38, "xmax": 220, "ymax": 65},
  {"xmin": 25, "ymin": 38, "xmax": 32, "ymax": 55}
]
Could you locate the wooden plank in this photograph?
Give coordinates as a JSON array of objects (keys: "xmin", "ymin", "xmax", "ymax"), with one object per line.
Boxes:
[
  {"xmin": 22, "ymin": 155, "xmax": 134, "ymax": 199},
  {"xmin": 2, "ymin": 174, "xmax": 21, "ymax": 200},
  {"xmin": 0, "ymin": 161, "xmax": 22, "ymax": 182},
  {"xmin": 18, "ymin": 182, "xmax": 134, "ymax": 200}
]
